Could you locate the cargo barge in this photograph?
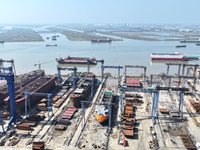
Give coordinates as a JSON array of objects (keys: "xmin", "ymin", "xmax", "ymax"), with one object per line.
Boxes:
[
  {"xmin": 91, "ymin": 38, "xmax": 112, "ymax": 43},
  {"xmin": 46, "ymin": 44, "xmax": 57, "ymax": 47},
  {"xmin": 56, "ymin": 55, "xmax": 97, "ymax": 65},
  {"xmin": 180, "ymin": 39, "xmax": 200, "ymax": 43},
  {"xmin": 95, "ymin": 88, "xmax": 113, "ymax": 123},
  {"xmin": 4, "ymin": 76, "xmax": 56, "ymax": 111},
  {"xmin": 151, "ymin": 53, "xmax": 188, "ymax": 61},
  {"xmin": 176, "ymin": 45, "xmax": 186, "ymax": 48},
  {"xmin": 0, "ymin": 70, "xmax": 44, "ymax": 104}
]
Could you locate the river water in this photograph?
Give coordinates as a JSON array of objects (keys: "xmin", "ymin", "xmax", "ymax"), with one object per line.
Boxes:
[{"xmin": 1, "ymin": 26, "xmax": 200, "ymax": 77}]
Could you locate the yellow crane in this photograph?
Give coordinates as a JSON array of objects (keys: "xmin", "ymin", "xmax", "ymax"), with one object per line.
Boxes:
[{"xmin": 34, "ymin": 60, "xmax": 55, "ymax": 70}]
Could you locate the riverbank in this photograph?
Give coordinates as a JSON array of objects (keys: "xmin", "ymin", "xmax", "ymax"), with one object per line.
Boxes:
[
  {"xmin": 0, "ymin": 27, "xmax": 44, "ymax": 42},
  {"xmin": 47, "ymin": 27, "xmax": 122, "ymax": 41},
  {"xmin": 56, "ymin": 24, "xmax": 200, "ymax": 41}
]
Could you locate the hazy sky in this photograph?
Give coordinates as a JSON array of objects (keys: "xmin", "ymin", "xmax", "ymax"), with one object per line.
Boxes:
[{"xmin": 0, "ymin": 0, "xmax": 200, "ymax": 25}]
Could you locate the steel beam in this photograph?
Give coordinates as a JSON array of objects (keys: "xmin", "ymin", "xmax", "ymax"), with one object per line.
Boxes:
[
  {"xmin": 87, "ymin": 59, "xmax": 90, "ymax": 74},
  {"xmin": 109, "ymin": 105, "xmax": 112, "ymax": 133},
  {"xmin": 6, "ymin": 74, "xmax": 20, "ymax": 126},
  {"xmin": 0, "ymin": 113, "xmax": 5, "ymax": 133},
  {"xmin": 178, "ymin": 64, "xmax": 181, "ymax": 76},
  {"xmin": 166, "ymin": 64, "xmax": 170, "ymax": 75},
  {"xmin": 81, "ymin": 102, "xmax": 85, "ymax": 131},
  {"xmin": 180, "ymin": 91, "xmax": 185, "ymax": 119},
  {"xmin": 182, "ymin": 64, "xmax": 186, "ymax": 76},
  {"xmin": 120, "ymin": 89, "xmax": 123, "ymax": 121}
]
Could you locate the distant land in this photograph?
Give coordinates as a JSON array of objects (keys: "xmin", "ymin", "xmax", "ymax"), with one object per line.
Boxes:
[
  {"xmin": 0, "ymin": 24, "xmax": 200, "ymax": 42},
  {"xmin": 0, "ymin": 27, "xmax": 44, "ymax": 42},
  {"xmin": 57, "ymin": 24, "xmax": 200, "ymax": 41},
  {"xmin": 47, "ymin": 27, "xmax": 122, "ymax": 41}
]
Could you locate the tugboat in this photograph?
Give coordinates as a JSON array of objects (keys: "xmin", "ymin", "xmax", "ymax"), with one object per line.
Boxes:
[{"xmin": 95, "ymin": 88, "xmax": 113, "ymax": 123}]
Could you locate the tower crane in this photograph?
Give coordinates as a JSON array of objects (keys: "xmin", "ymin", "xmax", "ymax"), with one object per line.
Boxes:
[{"xmin": 34, "ymin": 60, "xmax": 55, "ymax": 70}]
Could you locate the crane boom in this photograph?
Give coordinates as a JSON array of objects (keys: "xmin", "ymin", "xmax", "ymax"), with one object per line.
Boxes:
[{"xmin": 34, "ymin": 60, "xmax": 55, "ymax": 70}]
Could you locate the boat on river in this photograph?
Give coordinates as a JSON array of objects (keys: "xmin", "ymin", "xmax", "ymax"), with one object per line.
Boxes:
[
  {"xmin": 91, "ymin": 38, "xmax": 112, "ymax": 43},
  {"xmin": 151, "ymin": 52, "xmax": 188, "ymax": 61},
  {"xmin": 176, "ymin": 45, "xmax": 186, "ymax": 48},
  {"xmin": 56, "ymin": 55, "xmax": 97, "ymax": 65}
]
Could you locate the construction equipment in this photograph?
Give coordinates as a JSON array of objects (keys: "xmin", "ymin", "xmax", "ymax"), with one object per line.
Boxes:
[
  {"xmin": 101, "ymin": 65, "xmax": 123, "ymax": 86},
  {"xmin": 57, "ymin": 67, "xmax": 77, "ymax": 91},
  {"xmin": 124, "ymin": 65, "xmax": 147, "ymax": 83},
  {"xmin": 34, "ymin": 60, "xmax": 55, "ymax": 71},
  {"xmin": 0, "ymin": 59, "xmax": 20, "ymax": 128},
  {"xmin": 120, "ymin": 86, "xmax": 188, "ymax": 124},
  {"xmin": 24, "ymin": 92, "xmax": 52, "ymax": 119}
]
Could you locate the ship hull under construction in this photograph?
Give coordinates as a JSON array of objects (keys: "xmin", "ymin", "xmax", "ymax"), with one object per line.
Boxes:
[
  {"xmin": 70, "ymin": 79, "xmax": 91, "ymax": 108},
  {"xmin": 95, "ymin": 89, "xmax": 113, "ymax": 123},
  {"xmin": 0, "ymin": 70, "xmax": 44, "ymax": 104},
  {"xmin": 4, "ymin": 76, "xmax": 56, "ymax": 112}
]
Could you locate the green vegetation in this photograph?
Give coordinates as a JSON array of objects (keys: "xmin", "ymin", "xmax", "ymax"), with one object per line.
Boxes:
[
  {"xmin": 47, "ymin": 27, "xmax": 122, "ymax": 41},
  {"xmin": 0, "ymin": 27, "xmax": 44, "ymax": 42}
]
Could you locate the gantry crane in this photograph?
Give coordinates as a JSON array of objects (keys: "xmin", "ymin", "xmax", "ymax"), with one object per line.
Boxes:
[{"xmin": 0, "ymin": 59, "xmax": 20, "ymax": 130}]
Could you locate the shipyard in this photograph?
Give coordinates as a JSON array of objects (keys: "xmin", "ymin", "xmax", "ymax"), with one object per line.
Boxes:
[
  {"xmin": 1, "ymin": 51, "xmax": 200, "ymax": 150},
  {"xmin": 1, "ymin": 1, "xmax": 200, "ymax": 150}
]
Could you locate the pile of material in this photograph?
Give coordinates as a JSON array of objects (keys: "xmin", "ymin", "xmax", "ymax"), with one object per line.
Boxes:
[
  {"xmin": 51, "ymin": 96, "xmax": 61, "ymax": 103},
  {"xmin": 149, "ymin": 126, "xmax": 159, "ymax": 149},
  {"xmin": 190, "ymin": 100, "xmax": 200, "ymax": 113},
  {"xmin": 159, "ymin": 108, "xmax": 169, "ymax": 114},
  {"xmin": 126, "ymin": 79, "xmax": 141, "ymax": 88},
  {"xmin": 170, "ymin": 110, "xmax": 180, "ymax": 118},
  {"xmin": 122, "ymin": 102, "xmax": 135, "ymax": 137},
  {"xmin": 54, "ymin": 89, "xmax": 73, "ymax": 108},
  {"xmin": 37, "ymin": 98, "xmax": 49, "ymax": 111},
  {"xmin": 55, "ymin": 108, "xmax": 77, "ymax": 131},
  {"xmin": 125, "ymin": 93, "xmax": 143, "ymax": 106},
  {"xmin": 61, "ymin": 108, "xmax": 77, "ymax": 119},
  {"xmin": 32, "ymin": 141, "xmax": 45, "ymax": 150},
  {"xmin": 180, "ymin": 135, "xmax": 195, "ymax": 150}
]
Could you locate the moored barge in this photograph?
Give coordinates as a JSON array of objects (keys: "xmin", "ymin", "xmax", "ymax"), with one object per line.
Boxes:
[
  {"xmin": 56, "ymin": 55, "xmax": 97, "ymax": 65},
  {"xmin": 151, "ymin": 52, "xmax": 188, "ymax": 61},
  {"xmin": 176, "ymin": 45, "xmax": 186, "ymax": 48},
  {"xmin": 180, "ymin": 39, "xmax": 200, "ymax": 43},
  {"xmin": 91, "ymin": 38, "xmax": 112, "ymax": 43}
]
